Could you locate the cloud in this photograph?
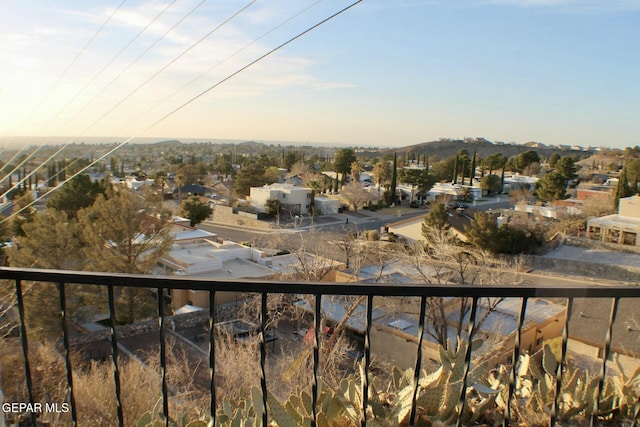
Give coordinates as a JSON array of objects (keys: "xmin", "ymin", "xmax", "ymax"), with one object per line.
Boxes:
[{"xmin": 483, "ymin": 0, "xmax": 640, "ymax": 13}]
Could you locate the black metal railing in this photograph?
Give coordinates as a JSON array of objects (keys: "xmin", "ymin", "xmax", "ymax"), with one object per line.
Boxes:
[{"xmin": 1, "ymin": 266, "xmax": 639, "ymax": 427}]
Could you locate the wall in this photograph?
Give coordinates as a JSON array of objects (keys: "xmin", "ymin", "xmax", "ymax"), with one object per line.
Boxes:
[
  {"xmin": 525, "ymin": 254, "xmax": 640, "ymax": 282},
  {"xmin": 619, "ymin": 196, "xmax": 640, "ymax": 219},
  {"xmin": 370, "ymin": 325, "xmax": 440, "ymax": 370},
  {"xmin": 211, "ymin": 205, "xmax": 273, "ymax": 230}
]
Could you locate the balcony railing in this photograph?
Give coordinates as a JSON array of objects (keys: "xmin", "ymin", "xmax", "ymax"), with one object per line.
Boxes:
[{"xmin": 0, "ymin": 266, "xmax": 639, "ymax": 427}]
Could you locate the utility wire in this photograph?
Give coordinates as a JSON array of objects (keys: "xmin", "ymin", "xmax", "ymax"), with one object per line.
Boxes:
[
  {"xmin": 0, "ymin": 0, "xmax": 224, "ymax": 206},
  {"xmin": 127, "ymin": 0, "xmax": 324, "ymax": 129},
  {"xmin": 48, "ymin": 0, "xmax": 180, "ymax": 135},
  {"xmin": 0, "ymin": 146, "xmax": 42, "ymax": 186},
  {"xmin": 148, "ymin": 0, "xmax": 363, "ymax": 131},
  {"xmin": 1, "ymin": 0, "xmax": 363, "ymax": 225},
  {"xmin": 0, "ymin": 145, "xmax": 33, "ymax": 178},
  {"xmin": 4, "ymin": 0, "xmax": 209, "ymax": 198},
  {"xmin": 67, "ymin": 0, "xmax": 210, "ymax": 131},
  {"xmin": 77, "ymin": 0, "xmax": 257, "ymax": 139},
  {"xmin": 0, "ymin": 145, "xmax": 76, "ymax": 201},
  {"xmin": 5, "ymin": 1, "xmax": 128, "ymax": 194},
  {"xmin": 25, "ymin": 0, "xmax": 128, "ymax": 131}
]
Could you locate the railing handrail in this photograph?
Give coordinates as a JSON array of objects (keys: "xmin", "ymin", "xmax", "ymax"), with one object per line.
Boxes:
[{"xmin": 1, "ymin": 266, "xmax": 639, "ymax": 298}]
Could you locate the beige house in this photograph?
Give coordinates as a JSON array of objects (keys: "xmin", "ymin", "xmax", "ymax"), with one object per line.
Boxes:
[
  {"xmin": 568, "ymin": 298, "xmax": 640, "ymax": 376},
  {"xmin": 295, "ymin": 295, "xmax": 565, "ymax": 371},
  {"xmin": 371, "ymin": 298, "xmax": 566, "ymax": 370},
  {"xmin": 587, "ymin": 195, "xmax": 640, "ymax": 246},
  {"xmin": 250, "ymin": 183, "xmax": 313, "ymax": 215},
  {"xmin": 161, "ymin": 240, "xmax": 279, "ymax": 310}
]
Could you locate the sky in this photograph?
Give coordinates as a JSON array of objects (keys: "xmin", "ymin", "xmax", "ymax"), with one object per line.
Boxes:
[{"xmin": 1, "ymin": 0, "xmax": 639, "ymax": 149}]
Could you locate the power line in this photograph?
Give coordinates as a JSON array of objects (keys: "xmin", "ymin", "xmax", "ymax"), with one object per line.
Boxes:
[
  {"xmin": 76, "ymin": 0, "xmax": 257, "ymax": 139},
  {"xmin": 4, "ymin": 0, "xmax": 203, "ymax": 198},
  {"xmin": 72, "ymin": 0, "xmax": 210, "ymax": 127},
  {"xmin": 127, "ymin": 0, "xmax": 325, "ymax": 129},
  {"xmin": 0, "ymin": 146, "xmax": 42, "ymax": 186},
  {"xmin": 47, "ymin": 0, "xmax": 181, "ymax": 135},
  {"xmin": 25, "ymin": 0, "xmax": 129, "ymax": 131},
  {"xmin": 1, "ymin": 0, "xmax": 363, "ymax": 225},
  {"xmin": 149, "ymin": 0, "xmax": 363, "ymax": 131}
]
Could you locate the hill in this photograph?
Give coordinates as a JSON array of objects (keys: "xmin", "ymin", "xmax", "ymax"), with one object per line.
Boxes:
[{"xmin": 380, "ymin": 138, "xmax": 593, "ymax": 161}]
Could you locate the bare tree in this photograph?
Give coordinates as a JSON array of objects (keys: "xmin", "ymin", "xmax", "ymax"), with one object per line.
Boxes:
[
  {"xmin": 340, "ymin": 181, "xmax": 374, "ymax": 211},
  {"xmin": 397, "ymin": 224, "xmax": 521, "ymax": 350}
]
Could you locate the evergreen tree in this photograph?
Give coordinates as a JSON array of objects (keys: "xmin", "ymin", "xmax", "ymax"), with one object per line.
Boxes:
[
  {"xmin": 469, "ymin": 147, "xmax": 477, "ymax": 185},
  {"xmin": 47, "ymin": 174, "xmax": 109, "ymax": 219},
  {"xmin": 535, "ymin": 171, "xmax": 569, "ymax": 202},
  {"xmin": 614, "ymin": 167, "xmax": 634, "ymax": 209},
  {"xmin": 555, "ymin": 156, "xmax": 578, "ymax": 181},
  {"xmin": 452, "ymin": 155, "xmax": 458, "ymax": 184},
  {"xmin": 390, "ymin": 153, "xmax": 398, "ymax": 205},
  {"xmin": 79, "ymin": 187, "xmax": 173, "ymax": 322},
  {"xmin": 181, "ymin": 196, "xmax": 213, "ymax": 227},
  {"xmin": 333, "ymin": 148, "xmax": 357, "ymax": 184}
]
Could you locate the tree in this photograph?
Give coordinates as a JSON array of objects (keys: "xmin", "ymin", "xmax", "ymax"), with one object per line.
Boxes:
[
  {"xmin": 10, "ymin": 191, "xmax": 37, "ymax": 237},
  {"xmin": 430, "ymin": 156, "xmax": 456, "ymax": 182},
  {"xmin": 421, "ymin": 202, "xmax": 454, "ymax": 247},
  {"xmin": 79, "ymin": 187, "xmax": 173, "ymax": 323},
  {"xmin": 614, "ymin": 167, "xmax": 634, "ymax": 208},
  {"xmin": 399, "ymin": 169, "xmax": 435, "ymax": 203},
  {"xmin": 482, "ymin": 153, "xmax": 507, "ymax": 176},
  {"xmin": 371, "ymin": 160, "xmax": 391, "ymax": 191},
  {"xmin": 555, "ymin": 156, "xmax": 578, "ymax": 181},
  {"xmin": 47, "ymin": 174, "xmax": 109, "ymax": 219},
  {"xmin": 388, "ymin": 153, "xmax": 398, "ymax": 205},
  {"xmin": 6, "ymin": 209, "xmax": 91, "ymax": 338},
  {"xmin": 181, "ymin": 196, "xmax": 212, "ymax": 227},
  {"xmin": 234, "ymin": 162, "xmax": 277, "ymax": 198},
  {"xmin": 340, "ymin": 181, "xmax": 373, "ymax": 211},
  {"xmin": 624, "ymin": 158, "xmax": 640, "ymax": 193},
  {"xmin": 8, "ymin": 209, "xmax": 83, "ymax": 270},
  {"xmin": 480, "ymin": 174, "xmax": 502, "ymax": 195},
  {"xmin": 333, "ymin": 148, "xmax": 356, "ymax": 184},
  {"xmin": 548, "ymin": 153, "xmax": 561, "ymax": 168},
  {"xmin": 535, "ymin": 171, "xmax": 568, "ymax": 202},
  {"xmin": 464, "ymin": 211, "xmax": 498, "ymax": 252},
  {"xmin": 350, "ymin": 161, "xmax": 362, "ymax": 183},
  {"xmin": 214, "ymin": 153, "xmax": 235, "ymax": 179}
]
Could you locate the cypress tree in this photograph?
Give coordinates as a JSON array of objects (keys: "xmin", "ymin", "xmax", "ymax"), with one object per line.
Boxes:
[
  {"xmin": 452, "ymin": 155, "xmax": 458, "ymax": 184},
  {"xmin": 470, "ymin": 147, "xmax": 477, "ymax": 185},
  {"xmin": 390, "ymin": 153, "xmax": 398, "ymax": 205}
]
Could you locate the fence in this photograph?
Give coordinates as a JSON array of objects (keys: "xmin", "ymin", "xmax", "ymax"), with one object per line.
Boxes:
[{"xmin": 0, "ymin": 266, "xmax": 638, "ymax": 427}]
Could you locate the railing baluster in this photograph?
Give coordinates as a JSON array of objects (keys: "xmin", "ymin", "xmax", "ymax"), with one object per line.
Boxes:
[
  {"xmin": 505, "ymin": 297, "xmax": 528, "ymax": 427},
  {"xmin": 14, "ymin": 279, "xmax": 36, "ymax": 427},
  {"xmin": 590, "ymin": 297, "xmax": 619, "ymax": 427},
  {"xmin": 361, "ymin": 295, "xmax": 373, "ymax": 427},
  {"xmin": 57, "ymin": 281, "xmax": 77, "ymax": 426},
  {"xmin": 551, "ymin": 297, "xmax": 573, "ymax": 427},
  {"xmin": 409, "ymin": 296, "xmax": 427, "ymax": 427},
  {"xmin": 455, "ymin": 297, "xmax": 478, "ymax": 427},
  {"xmin": 107, "ymin": 284, "xmax": 124, "ymax": 427},
  {"xmin": 311, "ymin": 294, "xmax": 321, "ymax": 427},
  {"xmin": 260, "ymin": 292, "xmax": 268, "ymax": 426},
  {"xmin": 208, "ymin": 291, "xmax": 217, "ymax": 423},
  {"xmin": 157, "ymin": 286, "xmax": 169, "ymax": 427}
]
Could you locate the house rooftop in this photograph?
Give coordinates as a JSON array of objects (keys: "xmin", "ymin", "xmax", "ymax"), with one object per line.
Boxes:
[{"xmin": 569, "ymin": 298, "xmax": 640, "ymax": 357}]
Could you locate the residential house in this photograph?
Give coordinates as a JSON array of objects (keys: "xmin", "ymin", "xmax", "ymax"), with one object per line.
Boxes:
[
  {"xmin": 587, "ymin": 195, "xmax": 640, "ymax": 246},
  {"xmin": 250, "ymin": 183, "xmax": 313, "ymax": 215},
  {"xmin": 568, "ymin": 298, "xmax": 639, "ymax": 376}
]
